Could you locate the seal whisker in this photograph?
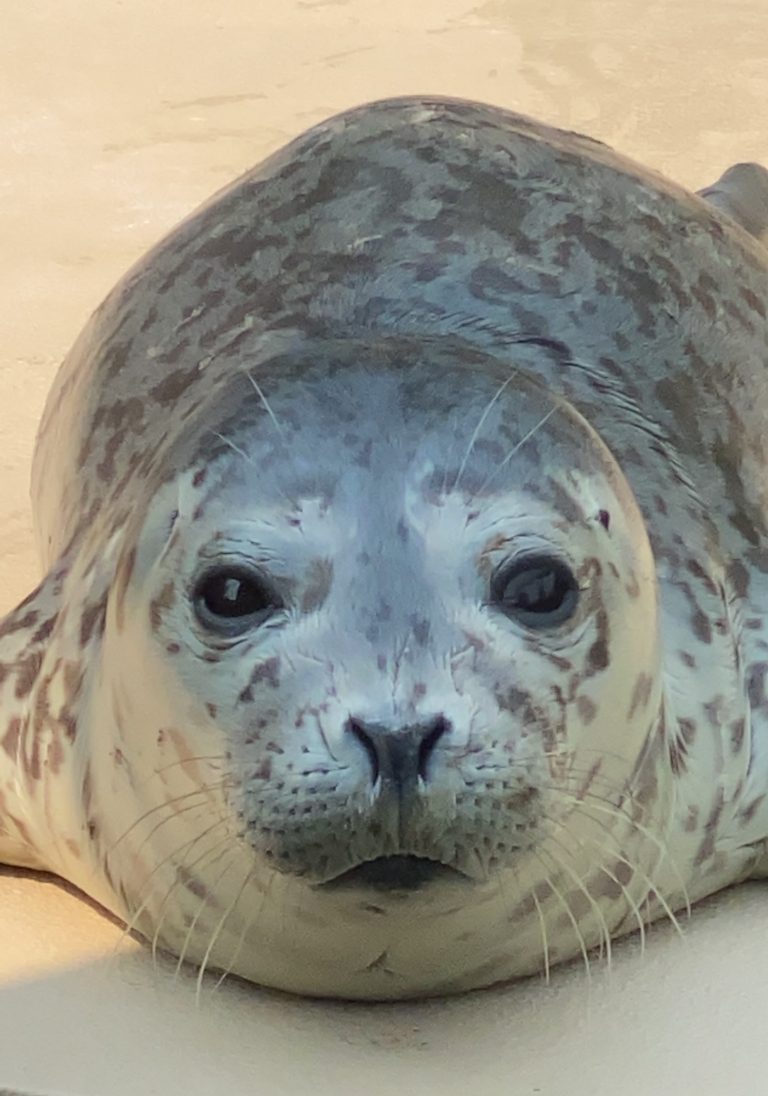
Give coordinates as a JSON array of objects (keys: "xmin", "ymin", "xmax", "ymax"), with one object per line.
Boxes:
[
  {"xmin": 552, "ymin": 772, "xmax": 678, "ymax": 871},
  {"xmin": 438, "ymin": 409, "xmax": 462, "ymax": 500},
  {"xmin": 117, "ymin": 795, "xmax": 226, "ymax": 875},
  {"xmin": 533, "ymin": 851, "xmax": 593, "ymax": 984},
  {"xmin": 152, "ymin": 827, "xmax": 234, "ymax": 973},
  {"xmin": 547, "ymin": 816, "xmax": 647, "ymax": 955},
  {"xmin": 542, "ymin": 763, "xmax": 669, "ymax": 839},
  {"xmin": 567, "ymin": 790, "xmax": 692, "ymax": 920},
  {"xmin": 542, "ymin": 834, "xmax": 612, "ymax": 968},
  {"xmin": 113, "ymin": 816, "xmax": 229, "ymax": 964},
  {"xmin": 506, "ymin": 859, "xmax": 551, "ymax": 984},
  {"xmin": 588, "ymin": 850, "xmax": 648, "ymax": 954},
  {"xmin": 531, "ymin": 882, "xmax": 551, "ymax": 984},
  {"xmin": 474, "ymin": 406, "xmax": 557, "ymax": 498},
  {"xmin": 210, "ymin": 431, "xmax": 254, "ymax": 465},
  {"xmin": 212, "ymin": 867, "xmax": 267, "ymax": 993},
  {"xmin": 150, "ymin": 755, "xmax": 229, "ymax": 778},
  {"xmin": 535, "ymin": 764, "xmax": 673, "ymax": 850},
  {"xmin": 452, "ymin": 373, "xmax": 516, "ymax": 493},
  {"xmin": 586, "ymin": 824, "xmax": 685, "ymax": 944},
  {"xmin": 556, "ymin": 794, "xmax": 688, "ymax": 939},
  {"xmin": 537, "ymin": 757, "xmax": 691, "ymax": 937},
  {"xmin": 105, "ymin": 782, "xmax": 230, "ymax": 864},
  {"xmin": 539, "ymin": 745, "xmax": 657, "ymax": 770},
  {"xmin": 173, "ymin": 842, "xmax": 241, "ymax": 980},
  {"xmin": 195, "ymin": 863, "xmax": 257, "ymax": 1001},
  {"xmin": 243, "ymin": 371, "xmax": 285, "ymax": 439}
]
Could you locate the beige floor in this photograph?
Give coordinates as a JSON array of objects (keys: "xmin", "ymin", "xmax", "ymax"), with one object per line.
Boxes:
[{"xmin": 1, "ymin": 2, "xmax": 767, "ymax": 1093}]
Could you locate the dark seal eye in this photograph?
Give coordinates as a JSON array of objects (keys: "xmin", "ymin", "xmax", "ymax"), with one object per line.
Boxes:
[
  {"xmin": 491, "ymin": 555, "xmax": 579, "ymax": 628},
  {"xmin": 194, "ymin": 566, "xmax": 283, "ymax": 633}
]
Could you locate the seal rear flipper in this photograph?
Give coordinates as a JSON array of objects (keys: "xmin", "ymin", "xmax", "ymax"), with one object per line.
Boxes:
[
  {"xmin": 698, "ymin": 162, "xmax": 768, "ymax": 244},
  {"xmin": 0, "ymin": 564, "xmax": 68, "ymax": 871}
]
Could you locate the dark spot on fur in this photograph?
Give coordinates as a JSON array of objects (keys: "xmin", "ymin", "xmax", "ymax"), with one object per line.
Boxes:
[
  {"xmin": 691, "ymin": 609, "xmax": 712, "ymax": 645},
  {"xmin": 585, "ymin": 638, "xmax": 609, "ymax": 676},
  {"xmin": 80, "ymin": 595, "xmax": 108, "ymax": 646},
  {"xmin": 149, "ymin": 581, "xmax": 176, "ymax": 632},
  {"xmin": 1, "ymin": 717, "xmax": 23, "ymax": 758},
  {"xmin": 15, "ymin": 651, "xmax": 44, "ymax": 699}
]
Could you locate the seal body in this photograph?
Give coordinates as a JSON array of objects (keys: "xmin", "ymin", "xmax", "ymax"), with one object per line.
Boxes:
[{"xmin": 2, "ymin": 96, "xmax": 768, "ymax": 999}]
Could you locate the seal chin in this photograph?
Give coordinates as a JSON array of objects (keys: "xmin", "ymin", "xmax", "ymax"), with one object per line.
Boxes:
[{"xmin": 319, "ymin": 855, "xmax": 469, "ymax": 892}]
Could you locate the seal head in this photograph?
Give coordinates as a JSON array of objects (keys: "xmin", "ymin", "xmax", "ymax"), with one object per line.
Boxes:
[{"xmin": 80, "ymin": 335, "xmax": 663, "ymax": 997}]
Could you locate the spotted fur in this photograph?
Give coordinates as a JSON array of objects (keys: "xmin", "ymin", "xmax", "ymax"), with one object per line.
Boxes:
[{"xmin": 1, "ymin": 96, "xmax": 768, "ymax": 999}]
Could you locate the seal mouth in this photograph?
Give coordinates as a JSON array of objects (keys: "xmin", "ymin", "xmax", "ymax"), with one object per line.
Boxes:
[{"xmin": 320, "ymin": 855, "xmax": 468, "ymax": 892}]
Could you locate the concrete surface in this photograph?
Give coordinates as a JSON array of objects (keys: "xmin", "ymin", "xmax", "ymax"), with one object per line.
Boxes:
[{"xmin": 1, "ymin": 2, "xmax": 766, "ymax": 1093}]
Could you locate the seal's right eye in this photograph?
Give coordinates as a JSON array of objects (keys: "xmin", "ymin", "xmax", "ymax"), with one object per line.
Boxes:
[
  {"xmin": 491, "ymin": 555, "xmax": 579, "ymax": 629},
  {"xmin": 194, "ymin": 566, "xmax": 283, "ymax": 633}
]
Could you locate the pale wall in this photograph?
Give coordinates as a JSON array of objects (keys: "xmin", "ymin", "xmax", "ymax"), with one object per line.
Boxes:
[{"xmin": 1, "ymin": 3, "xmax": 766, "ymax": 1094}]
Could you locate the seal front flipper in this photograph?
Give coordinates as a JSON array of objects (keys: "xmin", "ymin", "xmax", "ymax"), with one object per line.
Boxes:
[
  {"xmin": 0, "ymin": 560, "xmax": 76, "ymax": 872},
  {"xmin": 698, "ymin": 162, "xmax": 768, "ymax": 243}
]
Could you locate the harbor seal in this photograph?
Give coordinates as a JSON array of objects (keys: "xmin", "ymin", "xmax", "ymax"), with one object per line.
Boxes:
[{"xmin": 2, "ymin": 95, "xmax": 768, "ymax": 1000}]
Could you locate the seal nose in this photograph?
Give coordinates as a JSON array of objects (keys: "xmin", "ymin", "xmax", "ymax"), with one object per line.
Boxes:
[{"xmin": 346, "ymin": 715, "xmax": 450, "ymax": 790}]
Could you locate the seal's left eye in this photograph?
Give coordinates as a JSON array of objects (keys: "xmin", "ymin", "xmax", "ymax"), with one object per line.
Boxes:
[
  {"xmin": 194, "ymin": 566, "xmax": 283, "ymax": 633},
  {"xmin": 491, "ymin": 555, "xmax": 579, "ymax": 629}
]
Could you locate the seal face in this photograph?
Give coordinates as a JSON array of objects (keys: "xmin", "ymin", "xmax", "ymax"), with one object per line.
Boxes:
[{"xmin": 3, "ymin": 96, "xmax": 768, "ymax": 999}]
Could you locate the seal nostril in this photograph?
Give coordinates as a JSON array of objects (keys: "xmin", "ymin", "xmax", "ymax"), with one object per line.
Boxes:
[
  {"xmin": 346, "ymin": 714, "xmax": 450, "ymax": 789},
  {"xmin": 417, "ymin": 715, "xmax": 450, "ymax": 781},
  {"xmin": 347, "ymin": 718, "xmax": 380, "ymax": 784}
]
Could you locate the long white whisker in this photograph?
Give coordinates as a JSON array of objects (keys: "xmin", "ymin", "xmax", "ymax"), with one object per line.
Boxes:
[
  {"xmin": 547, "ymin": 817, "xmax": 647, "ymax": 955},
  {"xmin": 174, "ymin": 845, "xmax": 240, "ymax": 979},
  {"xmin": 586, "ymin": 844, "xmax": 647, "ymax": 953},
  {"xmin": 151, "ymin": 755, "xmax": 228, "ymax": 778},
  {"xmin": 150, "ymin": 827, "xmax": 232, "ymax": 969},
  {"xmin": 564, "ymin": 790, "xmax": 691, "ymax": 920},
  {"xmin": 543, "ymin": 832, "xmax": 612, "ymax": 968},
  {"xmin": 196, "ymin": 866, "xmax": 256, "ymax": 1001},
  {"xmin": 112, "ymin": 812, "xmax": 227, "ymax": 959},
  {"xmin": 213, "ymin": 870, "xmax": 276, "ymax": 993},
  {"xmin": 122, "ymin": 797, "xmax": 221, "ymax": 875},
  {"xmin": 211, "ymin": 431, "xmax": 254, "ymax": 464},
  {"xmin": 533, "ymin": 851, "xmax": 592, "ymax": 984},
  {"xmin": 541, "ymin": 760, "xmax": 691, "ymax": 919},
  {"xmin": 557, "ymin": 794, "xmax": 687, "ymax": 939},
  {"xmin": 505, "ymin": 860, "xmax": 551, "ymax": 985},
  {"xmin": 531, "ymin": 885, "xmax": 551, "ymax": 984},
  {"xmin": 452, "ymin": 373, "xmax": 516, "ymax": 492},
  {"xmin": 105, "ymin": 782, "xmax": 229, "ymax": 863},
  {"xmin": 476, "ymin": 406, "xmax": 557, "ymax": 496},
  {"xmin": 244, "ymin": 371, "xmax": 285, "ymax": 438}
]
